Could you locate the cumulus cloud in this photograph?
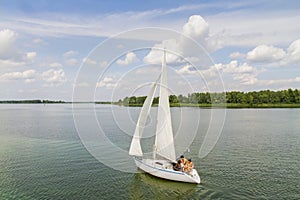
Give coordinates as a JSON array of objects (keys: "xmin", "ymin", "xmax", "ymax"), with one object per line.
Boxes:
[
  {"xmin": 230, "ymin": 52, "xmax": 245, "ymax": 59},
  {"xmin": 240, "ymin": 39, "xmax": 300, "ymax": 66},
  {"xmin": 215, "ymin": 60, "xmax": 259, "ymax": 85},
  {"xmin": 25, "ymin": 52, "xmax": 37, "ymax": 61},
  {"xmin": 0, "ymin": 69, "xmax": 36, "ymax": 83},
  {"xmin": 183, "ymin": 15, "xmax": 209, "ymax": 40},
  {"xmin": 0, "ymin": 59, "xmax": 25, "ymax": 68},
  {"xmin": 282, "ymin": 39, "xmax": 300, "ymax": 65},
  {"xmin": 176, "ymin": 64, "xmax": 219, "ymax": 81},
  {"xmin": 0, "ymin": 29, "xmax": 37, "ymax": 69},
  {"xmin": 266, "ymin": 77, "xmax": 300, "ymax": 85},
  {"xmin": 42, "ymin": 69, "xmax": 67, "ymax": 86},
  {"xmin": 0, "ymin": 29, "xmax": 17, "ymax": 57},
  {"xmin": 143, "ymin": 39, "xmax": 183, "ymax": 64},
  {"xmin": 176, "ymin": 64, "xmax": 197, "ymax": 75},
  {"xmin": 116, "ymin": 52, "xmax": 139, "ymax": 66},
  {"xmin": 49, "ymin": 62, "xmax": 63, "ymax": 68},
  {"xmin": 143, "ymin": 15, "xmax": 217, "ymax": 66},
  {"xmin": 246, "ymin": 45, "xmax": 286, "ymax": 63},
  {"xmin": 96, "ymin": 77, "xmax": 116, "ymax": 89}
]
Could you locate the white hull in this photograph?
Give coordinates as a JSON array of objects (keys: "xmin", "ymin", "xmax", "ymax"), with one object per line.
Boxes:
[{"xmin": 134, "ymin": 158, "xmax": 200, "ymax": 184}]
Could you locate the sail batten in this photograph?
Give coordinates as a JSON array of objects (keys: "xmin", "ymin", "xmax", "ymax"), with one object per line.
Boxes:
[{"xmin": 154, "ymin": 49, "xmax": 176, "ymax": 162}]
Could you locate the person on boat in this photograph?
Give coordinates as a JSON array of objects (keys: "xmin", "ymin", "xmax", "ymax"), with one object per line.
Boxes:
[
  {"xmin": 180, "ymin": 155, "xmax": 188, "ymax": 166},
  {"xmin": 185, "ymin": 158, "xmax": 194, "ymax": 173},
  {"xmin": 173, "ymin": 160, "xmax": 182, "ymax": 171}
]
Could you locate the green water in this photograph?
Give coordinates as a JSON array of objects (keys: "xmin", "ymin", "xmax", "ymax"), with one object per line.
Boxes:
[{"xmin": 0, "ymin": 104, "xmax": 299, "ymax": 199}]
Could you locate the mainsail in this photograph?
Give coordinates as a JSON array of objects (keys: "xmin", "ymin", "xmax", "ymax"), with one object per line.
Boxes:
[
  {"xmin": 129, "ymin": 77, "xmax": 159, "ymax": 156},
  {"xmin": 154, "ymin": 50, "xmax": 176, "ymax": 162}
]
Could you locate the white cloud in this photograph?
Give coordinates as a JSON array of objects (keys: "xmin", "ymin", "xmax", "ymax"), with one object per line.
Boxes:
[
  {"xmin": 282, "ymin": 39, "xmax": 300, "ymax": 65},
  {"xmin": 96, "ymin": 77, "xmax": 116, "ymax": 89},
  {"xmin": 62, "ymin": 50, "xmax": 79, "ymax": 66},
  {"xmin": 82, "ymin": 57, "xmax": 97, "ymax": 65},
  {"xmin": 0, "ymin": 59, "xmax": 26, "ymax": 68},
  {"xmin": 230, "ymin": 52, "xmax": 245, "ymax": 59},
  {"xmin": 247, "ymin": 45, "xmax": 286, "ymax": 63},
  {"xmin": 0, "ymin": 69, "xmax": 36, "ymax": 83},
  {"xmin": 0, "ymin": 30, "xmax": 38, "ymax": 69},
  {"xmin": 49, "ymin": 62, "xmax": 63, "ymax": 68},
  {"xmin": 143, "ymin": 15, "xmax": 215, "ymax": 66},
  {"xmin": 65, "ymin": 58, "xmax": 78, "ymax": 66},
  {"xmin": 63, "ymin": 50, "xmax": 78, "ymax": 58},
  {"xmin": 216, "ymin": 60, "xmax": 259, "ymax": 85},
  {"xmin": 25, "ymin": 51, "xmax": 37, "ymax": 61},
  {"xmin": 266, "ymin": 77, "xmax": 300, "ymax": 85},
  {"xmin": 238, "ymin": 38, "xmax": 300, "ymax": 66},
  {"xmin": 143, "ymin": 39, "xmax": 183, "ymax": 64},
  {"xmin": 183, "ymin": 15, "xmax": 209, "ymax": 40},
  {"xmin": 42, "ymin": 69, "xmax": 67, "ymax": 86},
  {"xmin": 25, "ymin": 78, "xmax": 36, "ymax": 83},
  {"xmin": 176, "ymin": 64, "xmax": 196, "ymax": 75},
  {"xmin": 176, "ymin": 64, "xmax": 219, "ymax": 82},
  {"xmin": 116, "ymin": 52, "xmax": 139, "ymax": 66},
  {"xmin": 0, "ymin": 29, "xmax": 17, "ymax": 57}
]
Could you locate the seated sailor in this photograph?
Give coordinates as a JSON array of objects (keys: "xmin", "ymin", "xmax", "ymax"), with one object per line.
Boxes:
[{"xmin": 185, "ymin": 158, "xmax": 194, "ymax": 172}]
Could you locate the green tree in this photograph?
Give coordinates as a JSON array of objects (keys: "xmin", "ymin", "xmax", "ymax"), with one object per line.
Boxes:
[
  {"xmin": 169, "ymin": 95, "xmax": 179, "ymax": 104},
  {"xmin": 136, "ymin": 96, "xmax": 146, "ymax": 104},
  {"xmin": 178, "ymin": 94, "xmax": 189, "ymax": 103},
  {"xmin": 129, "ymin": 96, "xmax": 136, "ymax": 105},
  {"xmin": 294, "ymin": 89, "xmax": 300, "ymax": 103},
  {"xmin": 123, "ymin": 97, "xmax": 129, "ymax": 105},
  {"xmin": 153, "ymin": 97, "xmax": 159, "ymax": 104},
  {"xmin": 288, "ymin": 88, "xmax": 295, "ymax": 103}
]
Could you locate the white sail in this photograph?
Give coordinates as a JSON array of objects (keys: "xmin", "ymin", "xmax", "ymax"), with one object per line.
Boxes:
[
  {"xmin": 129, "ymin": 77, "xmax": 160, "ymax": 156},
  {"xmin": 154, "ymin": 49, "xmax": 176, "ymax": 162}
]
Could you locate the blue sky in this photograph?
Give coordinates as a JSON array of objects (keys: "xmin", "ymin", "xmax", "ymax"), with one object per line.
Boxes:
[{"xmin": 0, "ymin": 0, "xmax": 299, "ymax": 101}]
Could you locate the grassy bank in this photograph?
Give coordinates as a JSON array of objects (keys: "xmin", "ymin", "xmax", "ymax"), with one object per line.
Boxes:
[
  {"xmin": 184, "ymin": 103, "xmax": 300, "ymax": 108},
  {"xmin": 112, "ymin": 103, "xmax": 300, "ymax": 108}
]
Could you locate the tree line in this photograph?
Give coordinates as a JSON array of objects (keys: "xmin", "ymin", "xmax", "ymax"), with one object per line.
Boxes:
[
  {"xmin": 117, "ymin": 88, "xmax": 300, "ymax": 106},
  {"xmin": 0, "ymin": 100, "xmax": 65, "ymax": 104}
]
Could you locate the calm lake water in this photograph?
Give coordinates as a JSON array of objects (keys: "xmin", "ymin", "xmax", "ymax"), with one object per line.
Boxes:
[{"xmin": 0, "ymin": 104, "xmax": 299, "ymax": 199}]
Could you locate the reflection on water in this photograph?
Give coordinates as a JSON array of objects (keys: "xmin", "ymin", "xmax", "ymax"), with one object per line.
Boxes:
[
  {"xmin": 129, "ymin": 170, "xmax": 196, "ymax": 199},
  {"xmin": 0, "ymin": 104, "xmax": 299, "ymax": 199}
]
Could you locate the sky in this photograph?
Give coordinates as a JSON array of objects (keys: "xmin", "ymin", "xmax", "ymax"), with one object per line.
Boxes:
[{"xmin": 0, "ymin": 0, "xmax": 299, "ymax": 101}]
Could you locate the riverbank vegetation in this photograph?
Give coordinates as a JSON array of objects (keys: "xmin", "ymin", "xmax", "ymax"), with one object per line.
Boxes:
[
  {"xmin": 0, "ymin": 100, "xmax": 65, "ymax": 104},
  {"xmin": 116, "ymin": 88, "xmax": 300, "ymax": 108}
]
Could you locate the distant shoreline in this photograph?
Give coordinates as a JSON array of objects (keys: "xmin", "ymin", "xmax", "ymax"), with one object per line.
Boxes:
[
  {"xmin": 96, "ymin": 102, "xmax": 300, "ymax": 108},
  {"xmin": 0, "ymin": 100, "xmax": 91, "ymax": 104},
  {"xmin": 1, "ymin": 100, "xmax": 300, "ymax": 108}
]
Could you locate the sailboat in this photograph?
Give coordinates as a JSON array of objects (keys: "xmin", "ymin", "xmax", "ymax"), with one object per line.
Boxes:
[{"xmin": 129, "ymin": 49, "xmax": 201, "ymax": 184}]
